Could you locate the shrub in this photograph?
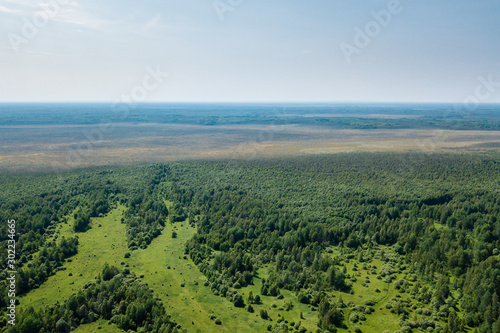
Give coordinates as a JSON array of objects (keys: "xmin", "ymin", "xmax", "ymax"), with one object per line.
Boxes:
[{"xmin": 232, "ymin": 293, "xmax": 244, "ymax": 307}]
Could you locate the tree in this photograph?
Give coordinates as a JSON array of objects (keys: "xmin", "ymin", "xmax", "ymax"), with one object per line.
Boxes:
[
  {"xmin": 246, "ymin": 291, "xmax": 254, "ymax": 303},
  {"xmin": 232, "ymin": 293, "xmax": 244, "ymax": 307},
  {"xmin": 55, "ymin": 318, "xmax": 70, "ymax": 333},
  {"xmin": 260, "ymin": 309, "xmax": 269, "ymax": 320}
]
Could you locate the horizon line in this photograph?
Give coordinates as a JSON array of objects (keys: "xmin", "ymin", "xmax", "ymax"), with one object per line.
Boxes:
[{"xmin": 1, "ymin": 101, "xmax": 500, "ymax": 106}]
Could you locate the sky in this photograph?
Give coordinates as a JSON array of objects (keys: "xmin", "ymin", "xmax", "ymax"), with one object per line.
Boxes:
[{"xmin": 0, "ymin": 0, "xmax": 499, "ymax": 103}]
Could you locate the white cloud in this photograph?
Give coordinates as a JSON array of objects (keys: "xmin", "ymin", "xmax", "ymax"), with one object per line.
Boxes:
[
  {"xmin": 0, "ymin": 5, "xmax": 21, "ymax": 14},
  {"xmin": 0, "ymin": 1, "xmax": 107, "ymax": 32},
  {"xmin": 51, "ymin": 4, "xmax": 116, "ymax": 32}
]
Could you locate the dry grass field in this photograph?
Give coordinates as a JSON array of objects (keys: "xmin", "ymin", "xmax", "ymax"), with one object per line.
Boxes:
[{"xmin": 1, "ymin": 123, "xmax": 499, "ymax": 172}]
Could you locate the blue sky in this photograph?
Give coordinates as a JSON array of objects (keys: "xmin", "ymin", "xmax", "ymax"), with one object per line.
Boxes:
[{"xmin": 0, "ymin": 0, "xmax": 499, "ymax": 103}]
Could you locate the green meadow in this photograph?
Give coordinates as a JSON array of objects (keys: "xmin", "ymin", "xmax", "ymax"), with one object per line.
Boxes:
[{"xmin": 20, "ymin": 206, "xmax": 129, "ymax": 310}]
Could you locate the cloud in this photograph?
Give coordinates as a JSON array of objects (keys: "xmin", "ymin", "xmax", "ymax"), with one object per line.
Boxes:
[
  {"xmin": 0, "ymin": 5, "xmax": 22, "ymax": 14},
  {"xmin": 0, "ymin": 1, "xmax": 108, "ymax": 32},
  {"xmin": 51, "ymin": 4, "xmax": 116, "ymax": 32}
]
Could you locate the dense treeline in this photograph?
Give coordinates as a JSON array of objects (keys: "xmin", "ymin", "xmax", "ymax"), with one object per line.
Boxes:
[
  {"xmin": 122, "ymin": 165, "xmax": 171, "ymax": 249},
  {"xmin": 3, "ymin": 265, "xmax": 181, "ymax": 333},
  {"xmin": 123, "ymin": 195, "xmax": 168, "ymax": 250},
  {"xmin": 3, "ymin": 103, "xmax": 500, "ymax": 131},
  {"xmin": 16, "ymin": 236, "xmax": 78, "ymax": 295}
]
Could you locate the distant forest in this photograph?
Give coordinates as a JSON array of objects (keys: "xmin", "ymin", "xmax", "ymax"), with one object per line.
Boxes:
[{"xmin": 1, "ymin": 103, "xmax": 500, "ymax": 130}]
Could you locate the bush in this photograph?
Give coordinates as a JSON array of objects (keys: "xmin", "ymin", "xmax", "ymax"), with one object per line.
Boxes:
[
  {"xmin": 232, "ymin": 293, "xmax": 244, "ymax": 307},
  {"xmin": 101, "ymin": 263, "xmax": 119, "ymax": 281},
  {"xmin": 298, "ymin": 293, "xmax": 310, "ymax": 304},
  {"xmin": 55, "ymin": 318, "xmax": 70, "ymax": 333}
]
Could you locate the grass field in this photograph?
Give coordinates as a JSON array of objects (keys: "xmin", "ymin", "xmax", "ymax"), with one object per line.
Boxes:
[
  {"xmin": 19, "ymin": 205, "xmax": 128, "ymax": 310},
  {"xmin": 1, "ymin": 124, "xmax": 499, "ymax": 172},
  {"xmin": 72, "ymin": 319, "xmax": 123, "ymax": 333},
  {"xmin": 339, "ymin": 256, "xmax": 403, "ymax": 333}
]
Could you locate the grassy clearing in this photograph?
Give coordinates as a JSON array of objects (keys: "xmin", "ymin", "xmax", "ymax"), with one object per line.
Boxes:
[
  {"xmin": 237, "ymin": 265, "xmax": 318, "ymax": 331},
  {"xmin": 72, "ymin": 319, "xmax": 123, "ymax": 333},
  {"xmin": 332, "ymin": 248, "xmax": 433, "ymax": 333},
  {"xmin": 128, "ymin": 220, "xmax": 273, "ymax": 333},
  {"xmin": 338, "ymin": 257, "xmax": 401, "ymax": 333},
  {"xmin": 19, "ymin": 206, "xmax": 128, "ymax": 310}
]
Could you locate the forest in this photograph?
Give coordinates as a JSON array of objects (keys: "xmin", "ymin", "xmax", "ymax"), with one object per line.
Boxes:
[
  {"xmin": 1, "ymin": 103, "xmax": 500, "ymax": 130},
  {"xmin": 0, "ymin": 152, "xmax": 499, "ymax": 332}
]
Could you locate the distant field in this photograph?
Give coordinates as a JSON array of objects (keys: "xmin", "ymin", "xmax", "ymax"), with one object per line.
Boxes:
[
  {"xmin": 1, "ymin": 103, "xmax": 499, "ymax": 172},
  {"xmin": 1, "ymin": 123, "xmax": 499, "ymax": 172}
]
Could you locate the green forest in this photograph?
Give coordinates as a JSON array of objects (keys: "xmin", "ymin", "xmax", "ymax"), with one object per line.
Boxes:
[{"xmin": 0, "ymin": 152, "xmax": 499, "ymax": 332}]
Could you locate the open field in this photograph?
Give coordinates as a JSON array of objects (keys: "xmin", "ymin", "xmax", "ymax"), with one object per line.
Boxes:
[
  {"xmin": 1, "ymin": 123, "xmax": 499, "ymax": 172},
  {"xmin": 1, "ymin": 103, "xmax": 499, "ymax": 172},
  {"xmin": 19, "ymin": 206, "xmax": 128, "ymax": 310},
  {"xmin": 72, "ymin": 319, "xmax": 123, "ymax": 333}
]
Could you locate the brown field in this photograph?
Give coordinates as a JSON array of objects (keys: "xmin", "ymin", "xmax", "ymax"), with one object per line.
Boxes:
[{"xmin": 1, "ymin": 123, "xmax": 499, "ymax": 172}]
